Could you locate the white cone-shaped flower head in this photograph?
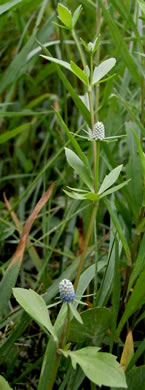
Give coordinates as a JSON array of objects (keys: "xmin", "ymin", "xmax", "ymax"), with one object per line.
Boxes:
[
  {"xmin": 59, "ymin": 279, "xmax": 75, "ymax": 302},
  {"xmin": 92, "ymin": 122, "xmax": 105, "ymax": 140}
]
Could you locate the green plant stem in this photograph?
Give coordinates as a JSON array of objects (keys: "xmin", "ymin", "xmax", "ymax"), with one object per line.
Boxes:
[
  {"xmin": 47, "ymin": 304, "xmax": 71, "ymax": 390},
  {"xmin": 64, "ymin": 304, "xmax": 71, "ymax": 344},
  {"xmin": 47, "ymin": 352, "xmax": 61, "ymax": 390},
  {"xmin": 95, "ymin": 1, "xmax": 101, "ymax": 122},
  {"xmin": 74, "ymin": 202, "xmax": 97, "ymax": 290},
  {"xmin": 96, "ymin": 141, "xmax": 100, "ymax": 193},
  {"xmin": 93, "ymin": 141, "xmax": 97, "ymax": 192},
  {"xmin": 88, "ymin": 89, "xmax": 97, "ymax": 192},
  {"xmin": 72, "ymin": 29, "xmax": 86, "ymax": 69}
]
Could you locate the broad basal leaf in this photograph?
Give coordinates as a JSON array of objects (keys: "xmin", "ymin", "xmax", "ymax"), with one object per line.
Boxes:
[
  {"xmin": 70, "ymin": 307, "xmax": 112, "ymax": 345},
  {"xmin": 13, "ymin": 288, "xmax": 57, "ymax": 341},
  {"xmin": 0, "ymin": 375, "xmax": 12, "ymax": 390},
  {"xmin": 61, "ymin": 347, "xmax": 127, "ymax": 388}
]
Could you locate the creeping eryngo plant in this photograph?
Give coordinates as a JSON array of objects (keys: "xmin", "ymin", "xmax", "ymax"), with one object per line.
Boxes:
[
  {"xmin": 13, "ymin": 3, "xmax": 129, "ymax": 390},
  {"xmin": 13, "ymin": 277, "xmax": 127, "ymax": 389}
]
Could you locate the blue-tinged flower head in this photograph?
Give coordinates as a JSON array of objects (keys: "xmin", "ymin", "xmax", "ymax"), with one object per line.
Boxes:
[{"xmin": 59, "ymin": 279, "xmax": 75, "ymax": 303}]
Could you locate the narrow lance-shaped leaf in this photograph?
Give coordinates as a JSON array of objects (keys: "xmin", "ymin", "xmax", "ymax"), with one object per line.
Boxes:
[
  {"xmin": 0, "ymin": 123, "xmax": 31, "ymax": 144},
  {"xmin": 137, "ymin": 0, "xmax": 145, "ymax": 14},
  {"xmin": 57, "ymin": 3, "xmax": 72, "ymax": 29},
  {"xmin": 64, "ymin": 190, "xmax": 86, "ymax": 200},
  {"xmin": 65, "ymin": 147, "xmax": 93, "ymax": 191},
  {"xmin": 0, "ymin": 0, "xmax": 22, "ymax": 15},
  {"xmin": 98, "ymin": 165, "xmax": 123, "ymax": 195},
  {"xmin": 40, "ymin": 55, "xmax": 71, "ymax": 71},
  {"xmin": 69, "ymin": 302, "xmax": 83, "ymax": 324},
  {"xmin": 92, "ymin": 58, "xmax": 116, "ymax": 86},
  {"xmin": 104, "ymin": 198, "xmax": 132, "ymax": 265},
  {"xmin": 55, "ymin": 110, "xmax": 88, "ymax": 166},
  {"xmin": 37, "ymin": 39, "xmax": 91, "ymax": 126},
  {"xmin": 99, "ymin": 0, "xmax": 140, "ymax": 84},
  {"xmin": 40, "ymin": 55, "xmax": 88, "ymax": 86},
  {"xmin": 72, "ymin": 5, "xmax": 82, "ymax": 28},
  {"xmin": 99, "ymin": 180, "xmax": 130, "ymax": 198},
  {"xmin": 70, "ymin": 61, "xmax": 88, "ymax": 85},
  {"xmin": 116, "ymin": 267, "xmax": 145, "ymax": 338}
]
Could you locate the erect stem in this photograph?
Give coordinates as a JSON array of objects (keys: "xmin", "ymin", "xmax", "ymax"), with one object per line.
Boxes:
[
  {"xmin": 47, "ymin": 304, "xmax": 71, "ymax": 390},
  {"xmin": 96, "ymin": 141, "xmax": 100, "ymax": 193},
  {"xmin": 48, "ymin": 355, "xmax": 60, "ymax": 390},
  {"xmin": 74, "ymin": 202, "xmax": 97, "ymax": 290},
  {"xmin": 72, "ymin": 29, "xmax": 86, "ymax": 69}
]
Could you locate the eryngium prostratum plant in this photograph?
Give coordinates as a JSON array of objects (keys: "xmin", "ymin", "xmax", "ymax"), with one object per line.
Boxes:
[{"xmin": 13, "ymin": 3, "xmax": 128, "ymax": 390}]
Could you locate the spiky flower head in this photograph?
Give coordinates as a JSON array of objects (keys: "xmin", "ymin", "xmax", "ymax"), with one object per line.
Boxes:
[
  {"xmin": 59, "ymin": 279, "xmax": 75, "ymax": 303},
  {"xmin": 92, "ymin": 122, "xmax": 105, "ymax": 140}
]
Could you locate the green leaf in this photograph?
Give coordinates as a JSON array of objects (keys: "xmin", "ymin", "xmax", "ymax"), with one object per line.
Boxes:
[
  {"xmin": 126, "ymin": 123, "xmax": 144, "ymax": 215},
  {"xmin": 99, "ymin": 0, "xmax": 140, "ymax": 84},
  {"xmin": 38, "ymin": 261, "xmax": 97, "ymax": 390},
  {"xmin": 0, "ymin": 123, "xmax": 31, "ymax": 144},
  {"xmin": 85, "ymin": 192, "xmax": 99, "ymax": 201},
  {"xmin": 96, "ymin": 233, "xmax": 116, "ymax": 307},
  {"xmin": 0, "ymin": 0, "xmax": 22, "ymax": 15},
  {"xmin": 69, "ymin": 303, "xmax": 83, "ymax": 324},
  {"xmin": 13, "ymin": 288, "xmax": 57, "ymax": 342},
  {"xmin": 40, "ymin": 56, "xmax": 88, "ymax": 85},
  {"xmin": 116, "ymin": 267, "xmax": 145, "ymax": 338},
  {"xmin": 132, "ymin": 129, "xmax": 145, "ymax": 179},
  {"xmin": 61, "ymin": 347, "xmax": 127, "ymax": 388},
  {"xmin": 104, "ymin": 198, "xmax": 132, "ymax": 265},
  {"xmin": 137, "ymin": 0, "xmax": 145, "ymax": 14},
  {"xmin": 0, "ymin": 376, "xmax": 12, "ymax": 389},
  {"xmin": 128, "ymin": 233, "xmax": 145, "ymax": 291},
  {"xmin": 93, "ymin": 34, "xmax": 100, "ymax": 53},
  {"xmin": 65, "ymin": 148, "xmax": 93, "ymax": 191},
  {"xmin": 0, "ymin": 37, "xmax": 34, "ymax": 94},
  {"xmin": 70, "ymin": 61, "xmax": 88, "ymax": 85},
  {"xmin": 80, "ymin": 38, "xmax": 89, "ymax": 52},
  {"xmin": 63, "ymin": 190, "xmax": 86, "ymax": 200},
  {"xmin": 38, "ymin": 40, "xmax": 91, "ymax": 126},
  {"xmin": 57, "ymin": 66, "xmax": 91, "ymax": 126},
  {"xmin": 57, "ymin": 3, "xmax": 72, "ymax": 29},
  {"xmin": 98, "ymin": 165, "xmax": 123, "ymax": 195},
  {"xmin": 116, "ymin": 366, "xmax": 145, "ymax": 390},
  {"xmin": 40, "ymin": 55, "xmax": 71, "ymax": 71},
  {"xmin": 110, "ymin": 240, "xmax": 121, "ymax": 352},
  {"xmin": 99, "ymin": 180, "xmax": 130, "ymax": 198},
  {"xmin": 70, "ymin": 307, "xmax": 112, "ymax": 345},
  {"xmin": 72, "ymin": 5, "xmax": 83, "ymax": 29},
  {"xmin": 55, "ymin": 110, "xmax": 88, "ymax": 166},
  {"xmin": 0, "ymin": 260, "xmax": 20, "ymax": 319},
  {"xmin": 92, "ymin": 58, "xmax": 116, "ymax": 86}
]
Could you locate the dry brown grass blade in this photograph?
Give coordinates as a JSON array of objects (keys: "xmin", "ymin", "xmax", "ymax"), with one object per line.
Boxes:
[
  {"xmin": 3, "ymin": 192, "xmax": 22, "ymax": 232},
  {"xmin": 3, "ymin": 193, "xmax": 42, "ymax": 271},
  {"xmin": 6, "ymin": 183, "xmax": 55, "ymax": 269}
]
